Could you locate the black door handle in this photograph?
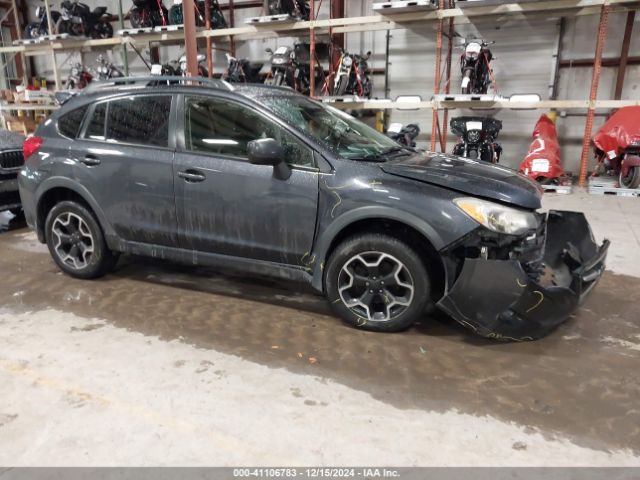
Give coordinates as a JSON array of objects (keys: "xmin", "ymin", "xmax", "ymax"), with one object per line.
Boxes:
[
  {"xmin": 178, "ymin": 169, "xmax": 206, "ymax": 182},
  {"xmin": 80, "ymin": 155, "xmax": 101, "ymax": 166}
]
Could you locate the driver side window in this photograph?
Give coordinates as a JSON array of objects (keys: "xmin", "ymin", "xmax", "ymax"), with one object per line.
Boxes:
[{"xmin": 184, "ymin": 96, "xmax": 314, "ymax": 167}]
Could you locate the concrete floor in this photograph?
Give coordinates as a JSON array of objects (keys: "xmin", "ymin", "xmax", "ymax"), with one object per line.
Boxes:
[{"xmin": 0, "ymin": 191, "xmax": 639, "ymax": 466}]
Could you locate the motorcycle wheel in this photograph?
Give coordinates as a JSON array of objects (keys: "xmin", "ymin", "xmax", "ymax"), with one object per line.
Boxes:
[
  {"xmin": 620, "ymin": 165, "xmax": 640, "ymax": 189},
  {"xmin": 169, "ymin": 4, "xmax": 183, "ymax": 25},
  {"xmin": 24, "ymin": 23, "xmax": 44, "ymax": 39},
  {"xmin": 91, "ymin": 21, "xmax": 113, "ymax": 39},
  {"xmin": 480, "ymin": 144, "xmax": 495, "ymax": 163},
  {"xmin": 55, "ymin": 18, "xmax": 70, "ymax": 35},
  {"xmin": 335, "ymin": 75, "xmax": 348, "ymax": 96}
]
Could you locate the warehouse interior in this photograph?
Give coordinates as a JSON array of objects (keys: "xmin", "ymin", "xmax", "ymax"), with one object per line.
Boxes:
[{"xmin": 0, "ymin": 0, "xmax": 639, "ymax": 472}]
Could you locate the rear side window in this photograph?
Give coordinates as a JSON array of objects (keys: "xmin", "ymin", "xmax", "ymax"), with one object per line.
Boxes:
[
  {"xmin": 58, "ymin": 105, "xmax": 88, "ymax": 138},
  {"xmin": 85, "ymin": 103, "xmax": 107, "ymax": 141},
  {"xmin": 106, "ymin": 96, "xmax": 172, "ymax": 147}
]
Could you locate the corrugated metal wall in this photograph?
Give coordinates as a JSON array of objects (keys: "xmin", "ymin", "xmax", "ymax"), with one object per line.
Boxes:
[{"xmin": 27, "ymin": 0, "xmax": 640, "ymax": 173}]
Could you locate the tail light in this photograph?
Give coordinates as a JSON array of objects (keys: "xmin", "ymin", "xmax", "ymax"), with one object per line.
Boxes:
[{"xmin": 23, "ymin": 136, "xmax": 43, "ymax": 160}]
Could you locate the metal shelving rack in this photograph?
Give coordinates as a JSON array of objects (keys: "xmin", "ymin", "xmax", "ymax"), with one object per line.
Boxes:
[{"xmin": 0, "ymin": 0, "xmax": 638, "ymax": 183}]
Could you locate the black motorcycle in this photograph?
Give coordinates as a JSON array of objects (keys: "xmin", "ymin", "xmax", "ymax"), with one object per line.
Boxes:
[
  {"xmin": 55, "ymin": 0, "xmax": 113, "ymax": 38},
  {"xmin": 224, "ymin": 53, "xmax": 263, "ymax": 83},
  {"xmin": 168, "ymin": 0, "xmax": 226, "ymax": 28},
  {"xmin": 333, "ymin": 49, "xmax": 372, "ymax": 98},
  {"xmin": 451, "ymin": 116, "xmax": 502, "ymax": 163},
  {"xmin": 387, "ymin": 124, "xmax": 420, "ymax": 148},
  {"xmin": 25, "ymin": 3, "xmax": 61, "ymax": 38},
  {"xmin": 265, "ymin": 0, "xmax": 310, "ymax": 20},
  {"xmin": 264, "ymin": 46, "xmax": 295, "ymax": 88},
  {"xmin": 94, "ymin": 54, "xmax": 124, "ymax": 80},
  {"xmin": 130, "ymin": 0, "xmax": 168, "ymax": 28},
  {"xmin": 459, "ymin": 38, "xmax": 494, "ymax": 94}
]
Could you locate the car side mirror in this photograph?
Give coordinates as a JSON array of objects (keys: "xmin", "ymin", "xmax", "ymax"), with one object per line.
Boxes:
[{"xmin": 247, "ymin": 138, "xmax": 291, "ymax": 180}]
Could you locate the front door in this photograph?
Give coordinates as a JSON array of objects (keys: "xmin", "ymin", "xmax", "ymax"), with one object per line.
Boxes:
[
  {"xmin": 173, "ymin": 94, "xmax": 319, "ymax": 266},
  {"xmin": 72, "ymin": 94, "xmax": 178, "ymax": 246}
]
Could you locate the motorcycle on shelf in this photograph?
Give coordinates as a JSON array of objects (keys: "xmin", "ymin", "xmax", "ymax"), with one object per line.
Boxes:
[
  {"xmin": 169, "ymin": 0, "xmax": 226, "ymax": 28},
  {"xmin": 130, "ymin": 0, "xmax": 169, "ymax": 28},
  {"xmin": 592, "ymin": 106, "xmax": 640, "ymax": 189},
  {"xmin": 450, "ymin": 116, "xmax": 502, "ymax": 163},
  {"xmin": 333, "ymin": 49, "xmax": 372, "ymax": 98},
  {"xmin": 224, "ymin": 53, "xmax": 263, "ymax": 83},
  {"xmin": 66, "ymin": 63, "xmax": 92, "ymax": 89},
  {"xmin": 265, "ymin": 0, "xmax": 310, "ymax": 20},
  {"xmin": 386, "ymin": 123, "xmax": 420, "ymax": 148},
  {"xmin": 264, "ymin": 46, "xmax": 295, "ymax": 88},
  {"xmin": 55, "ymin": 0, "xmax": 113, "ymax": 38},
  {"xmin": 94, "ymin": 54, "xmax": 124, "ymax": 80},
  {"xmin": 25, "ymin": 3, "xmax": 61, "ymax": 38},
  {"xmin": 150, "ymin": 53, "xmax": 208, "ymax": 78},
  {"xmin": 459, "ymin": 38, "xmax": 494, "ymax": 94}
]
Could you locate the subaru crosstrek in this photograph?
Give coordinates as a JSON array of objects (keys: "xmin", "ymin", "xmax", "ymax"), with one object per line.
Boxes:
[{"xmin": 19, "ymin": 78, "xmax": 609, "ymax": 340}]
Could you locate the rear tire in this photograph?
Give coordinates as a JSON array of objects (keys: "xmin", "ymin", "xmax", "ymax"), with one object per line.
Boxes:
[
  {"xmin": 45, "ymin": 200, "xmax": 118, "ymax": 279},
  {"xmin": 620, "ymin": 165, "xmax": 640, "ymax": 189},
  {"xmin": 24, "ymin": 23, "xmax": 44, "ymax": 39},
  {"xmin": 335, "ymin": 75, "xmax": 348, "ymax": 96},
  {"xmin": 325, "ymin": 233, "xmax": 430, "ymax": 332}
]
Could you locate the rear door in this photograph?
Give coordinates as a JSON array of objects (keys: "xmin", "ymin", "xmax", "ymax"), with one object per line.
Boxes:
[
  {"xmin": 69, "ymin": 94, "xmax": 178, "ymax": 246},
  {"xmin": 173, "ymin": 94, "xmax": 319, "ymax": 265}
]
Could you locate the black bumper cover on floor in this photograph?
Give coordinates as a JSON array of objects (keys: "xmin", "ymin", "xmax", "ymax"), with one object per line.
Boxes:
[{"xmin": 437, "ymin": 210, "xmax": 610, "ymax": 341}]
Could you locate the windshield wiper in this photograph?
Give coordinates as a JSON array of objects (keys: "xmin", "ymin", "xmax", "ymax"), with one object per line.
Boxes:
[{"xmin": 357, "ymin": 146, "xmax": 412, "ymax": 162}]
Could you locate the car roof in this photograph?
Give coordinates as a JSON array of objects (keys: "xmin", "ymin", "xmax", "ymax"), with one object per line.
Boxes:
[{"xmin": 61, "ymin": 79, "xmax": 299, "ymax": 108}]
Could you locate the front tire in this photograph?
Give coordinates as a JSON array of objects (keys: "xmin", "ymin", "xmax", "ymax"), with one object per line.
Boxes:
[
  {"xmin": 620, "ymin": 165, "xmax": 640, "ymax": 189},
  {"xmin": 45, "ymin": 201, "xmax": 118, "ymax": 279},
  {"xmin": 325, "ymin": 233, "xmax": 430, "ymax": 332}
]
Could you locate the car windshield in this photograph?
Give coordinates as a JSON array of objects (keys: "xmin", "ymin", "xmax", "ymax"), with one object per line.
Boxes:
[{"xmin": 260, "ymin": 95, "xmax": 410, "ymax": 161}]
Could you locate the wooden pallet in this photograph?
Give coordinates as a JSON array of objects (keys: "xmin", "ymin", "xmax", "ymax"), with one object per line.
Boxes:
[
  {"xmin": 588, "ymin": 177, "xmax": 640, "ymax": 197},
  {"xmin": 434, "ymin": 93, "xmax": 506, "ymax": 102},
  {"xmin": 154, "ymin": 24, "xmax": 184, "ymax": 32},
  {"xmin": 40, "ymin": 33, "xmax": 71, "ymax": 42},
  {"xmin": 541, "ymin": 184, "xmax": 572, "ymax": 195},
  {"xmin": 373, "ymin": 0, "xmax": 436, "ymax": 14},
  {"xmin": 244, "ymin": 14, "xmax": 298, "ymax": 25},
  {"xmin": 117, "ymin": 27, "xmax": 155, "ymax": 36}
]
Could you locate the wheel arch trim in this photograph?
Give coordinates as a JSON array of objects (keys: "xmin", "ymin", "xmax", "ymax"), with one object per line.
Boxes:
[
  {"xmin": 35, "ymin": 177, "xmax": 117, "ymax": 245},
  {"xmin": 310, "ymin": 206, "xmax": 446, "ymax": 292}
]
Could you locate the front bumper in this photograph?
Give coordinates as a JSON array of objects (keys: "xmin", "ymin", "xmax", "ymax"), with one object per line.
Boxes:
[{"xmin": 437, "ymin": 210, "xmax": 609, "ymax": 341}]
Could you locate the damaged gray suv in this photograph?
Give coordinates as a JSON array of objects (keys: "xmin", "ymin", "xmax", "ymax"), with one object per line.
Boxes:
[{"xmin": 19, "ymin": 78, "xmax": 609, "ymax": 340}]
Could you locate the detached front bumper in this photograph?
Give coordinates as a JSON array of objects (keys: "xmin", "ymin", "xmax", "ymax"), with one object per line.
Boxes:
[{"xmin": 437, "ymin": 211, "xmax": 609, "ymax": 341}]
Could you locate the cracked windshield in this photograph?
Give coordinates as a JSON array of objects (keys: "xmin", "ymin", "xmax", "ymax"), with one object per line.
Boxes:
[{"xmin": 260, "ymin": 95, "xmax": 412, "ymax": 161}]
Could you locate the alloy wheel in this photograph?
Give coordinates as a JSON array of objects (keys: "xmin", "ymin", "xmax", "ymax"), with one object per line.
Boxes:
[
  {"xmin": 337, "ymin": 251, "xmax": 415, "ymax": 322},
  {"xmin": 51, "ymin": 212, "xmax": 94, "ymax": 270}
]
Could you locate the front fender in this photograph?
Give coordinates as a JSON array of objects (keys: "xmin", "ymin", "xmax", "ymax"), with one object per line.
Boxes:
[{"xmin": 310, "ymin": 206, "xmax": 446, "ymax": 292}]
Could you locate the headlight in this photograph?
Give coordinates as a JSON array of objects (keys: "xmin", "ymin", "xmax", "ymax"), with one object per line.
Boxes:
[
  {"xmin": 454, "ymin": 197, "xmax": 538, "ymax": 235},
  {"xmin": 467, "ymin": 130, "xmax": 481, "ymax": 143}
]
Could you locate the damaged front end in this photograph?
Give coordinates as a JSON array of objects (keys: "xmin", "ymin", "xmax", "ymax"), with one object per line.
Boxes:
[{"xmin": 437, "ymin": 211, "xmax": 610, "ymax": 341}]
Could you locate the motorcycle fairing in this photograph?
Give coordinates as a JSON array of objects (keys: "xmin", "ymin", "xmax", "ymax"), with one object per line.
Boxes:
[
  {"xmin": 437, "ymin": 211, "xmax": 609, "ymax": 341},
  {"xmin": 593, "ymin": 106, "xmax": 640, "ymax": 158}
]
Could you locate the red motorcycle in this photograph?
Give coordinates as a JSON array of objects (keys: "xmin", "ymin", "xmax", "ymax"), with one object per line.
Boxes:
[
  {"xmin": 592, "ymin": 106, "xmax": 640, "ymax": 189},
  {"xmin": 519, "ymin": 114, "xmax": 565, "ymax": 184},
  {"xmin": 66, "ymin": 63, "xmax": 93, "ymax": 90}
]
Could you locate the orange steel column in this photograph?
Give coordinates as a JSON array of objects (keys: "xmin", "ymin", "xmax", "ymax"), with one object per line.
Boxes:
[
  {"xmin": 440, "ymin": 0, "xmax": 454, "ymax": 153},
  {"xmin": 183, "ymin": 0, "xmax": 199, "ymax": 77},
  {"xmin": 310, "ymin": 0, "xmax": 316, "ymax": 97},
  {"xmin": 205, "ymin": 0, "xmax": 213, "ymax": 77},
  {"xmin": 578, "ymin": 4, "xmax": 610, "ymax": 187},
  {"xmin": 430, "ymin": 0, "xmax": 445, "ymax": 152}
]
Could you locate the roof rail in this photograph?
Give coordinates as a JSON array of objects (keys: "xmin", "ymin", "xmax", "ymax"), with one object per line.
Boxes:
[{"xmin": 83, "ymin": 76, "xmax": 235, "ymax": 93}]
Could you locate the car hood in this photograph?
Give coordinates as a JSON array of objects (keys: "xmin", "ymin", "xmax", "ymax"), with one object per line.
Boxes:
[{"xmin": 381, "ymin": 152, "xmax": 542, "ymax": 210}]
